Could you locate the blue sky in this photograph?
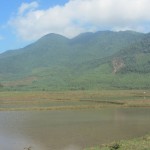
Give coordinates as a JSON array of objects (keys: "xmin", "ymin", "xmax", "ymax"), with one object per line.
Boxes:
[
  {"xmin": 0, "ymin": 0, "xmax": 150, "ymax": 53},
  {"xmin": 0, "ymin": 0, "xmax": 68, "ymax": 53}
]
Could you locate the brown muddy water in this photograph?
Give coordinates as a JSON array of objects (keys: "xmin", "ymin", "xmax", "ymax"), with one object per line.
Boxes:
[{"xmin": 0, "ymin": 108, "xmax": 150, "ymax": 150}]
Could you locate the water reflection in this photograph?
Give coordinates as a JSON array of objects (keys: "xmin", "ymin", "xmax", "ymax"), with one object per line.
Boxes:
[{"xmin": 0, "ymin": 108, "xmax": 150, "ymax": 150}]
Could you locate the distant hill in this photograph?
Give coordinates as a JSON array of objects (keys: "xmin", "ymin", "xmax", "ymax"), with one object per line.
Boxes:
[
  {"xmin": 115, "ymin": 33, "xmax": 150, "ymax": 73},
  {"xmin": 1, "ymin": 30, "xmax": 150, "ymax": 91}
]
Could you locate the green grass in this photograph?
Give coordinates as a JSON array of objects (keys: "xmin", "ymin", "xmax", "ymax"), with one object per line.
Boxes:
[{"xmin": 84, "ymin": 135, "xmax": 150, "ymax": 150}]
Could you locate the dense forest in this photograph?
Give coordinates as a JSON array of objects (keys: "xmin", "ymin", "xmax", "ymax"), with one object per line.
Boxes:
[{"xmin": 0, "ymin": 31, "xmax": 150, "ymax": 91}]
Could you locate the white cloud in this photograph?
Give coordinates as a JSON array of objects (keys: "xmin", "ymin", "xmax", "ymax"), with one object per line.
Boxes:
[
  {"xmin": 18, "ymin": 1, "xmax": 39, "ymax": 15},
  {"xmin": 10, "ymin": 0, "xmax": 150, "ymax": 41}
]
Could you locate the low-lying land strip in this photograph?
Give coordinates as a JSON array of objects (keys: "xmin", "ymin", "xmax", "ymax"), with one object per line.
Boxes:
[{"xmin": 0, "ymin": 90, "xmax": 150, "ymax": 111}]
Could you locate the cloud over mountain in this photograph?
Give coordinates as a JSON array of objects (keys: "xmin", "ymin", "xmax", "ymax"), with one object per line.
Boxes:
[{"xmin": 10, "ymin": 0, "xmax": 150, "ymax": 41}]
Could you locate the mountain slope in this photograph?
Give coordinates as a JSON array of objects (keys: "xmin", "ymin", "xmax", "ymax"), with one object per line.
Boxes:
[
  {"xmin": 0, "ymin": 30, "xmax": 149, "ymax": 91},
  {"xmin": 115, "ymin": 33, "xmax": 150, "ymax": 73},
  {"xmin": 0, "ymin": 31, "xmax": 144, "ymax": 73}
]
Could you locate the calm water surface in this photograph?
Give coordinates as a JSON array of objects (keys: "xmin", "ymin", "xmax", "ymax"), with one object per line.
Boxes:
[{"xmin": 0, "ymin": 108, "xmax": 150, "ymax": 150}]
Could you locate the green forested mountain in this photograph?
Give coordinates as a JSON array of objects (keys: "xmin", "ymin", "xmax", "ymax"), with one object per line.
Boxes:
[
  {"xmin": 115, "ymin": 33, "xmax": 150, "ymax": 73},
  {"xmin": 0, "ymin": 30, "xmax": 150, "ymax": 91}
]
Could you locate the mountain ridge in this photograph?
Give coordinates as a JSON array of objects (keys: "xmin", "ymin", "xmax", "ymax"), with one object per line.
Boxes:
[{"xmin": 0, "ymin": 30, "xmax": 150, "ymax": 91}]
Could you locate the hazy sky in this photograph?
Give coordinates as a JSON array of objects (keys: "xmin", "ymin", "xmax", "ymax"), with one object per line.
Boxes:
[{"xmin": 0, "ymin": 0, "xmax": 150, "ymax": 53}]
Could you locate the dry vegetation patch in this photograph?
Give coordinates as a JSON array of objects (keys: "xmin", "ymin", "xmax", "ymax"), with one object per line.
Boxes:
[{"xmin": 0, "ymin": 90, "xmax": 150, "ymax": 111}]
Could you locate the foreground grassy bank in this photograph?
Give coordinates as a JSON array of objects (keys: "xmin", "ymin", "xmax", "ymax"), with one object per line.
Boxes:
[
  {"xmin": 0, "ymin": 90, "xmax": 150, "ymax": 111},
  {"xmin": 85, "ymin": 135, "xmax": 150, "ymax": 150}
]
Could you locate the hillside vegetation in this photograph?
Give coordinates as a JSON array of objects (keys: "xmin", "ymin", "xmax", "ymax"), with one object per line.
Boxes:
[{"xmin": 0, "ymin": 30, "xmax": 150, "ymax": 91}]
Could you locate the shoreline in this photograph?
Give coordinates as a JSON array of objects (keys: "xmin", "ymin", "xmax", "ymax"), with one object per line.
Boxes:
[{"xmin": 84, "ymin": 134, "xmax": 150, "ymax": 150}]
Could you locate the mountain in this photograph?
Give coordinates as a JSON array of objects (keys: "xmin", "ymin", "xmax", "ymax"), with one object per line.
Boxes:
[
  {"xmin": 0, "ymin": 30, "xmax": 150, "ymax": 91},
  {"xmin": 115, "ymin": 33, "xmax": 150, "ymax": 73}
]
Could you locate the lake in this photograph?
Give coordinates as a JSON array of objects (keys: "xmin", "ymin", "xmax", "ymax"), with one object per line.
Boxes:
[{"xmin": 0, "ymin": 108, "xmax": 150, "ymax": 150}]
